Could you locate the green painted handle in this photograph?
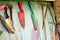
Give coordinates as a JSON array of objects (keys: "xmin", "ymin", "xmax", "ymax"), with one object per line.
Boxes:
[{"xmin": 28, "ymin": 2, "xmax": 35, "ymax": 24}]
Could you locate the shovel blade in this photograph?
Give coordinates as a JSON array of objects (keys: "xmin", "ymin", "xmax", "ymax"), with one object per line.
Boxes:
[{"xmin": 18, "ymin": 12, "xmax": 25, "ymax": 29}]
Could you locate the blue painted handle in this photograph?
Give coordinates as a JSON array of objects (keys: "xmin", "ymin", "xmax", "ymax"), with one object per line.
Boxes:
[
  {"xmin": 28, "ymin": 2, "xmax": 35, "ymax": 24},
  {"xmin": 28, "ymin": 2, "xmax": 34, "ymax": 14}
]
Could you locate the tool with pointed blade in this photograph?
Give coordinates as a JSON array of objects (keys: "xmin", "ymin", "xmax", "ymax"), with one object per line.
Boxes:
[
  {"xmin": 4, "ymin": 7, "xmax": 15, "ymax": 33},
  {"xmin": 18, "ymin": 2, "xmax": 25, "ymax": 29},
  {"xmin": 0, "ymin": 15, "xmax": 14, "ymax": 33},
  {"xmin": 7, "ymin": 4, "xmax": 15, "ymax": 30},
  {"xmin": 28, "ymin": 2, "xmax": 40, "ymax": 40},
  {"xmin": 7, "ymin": 3, "xmax": 19, "ymax": 40}
]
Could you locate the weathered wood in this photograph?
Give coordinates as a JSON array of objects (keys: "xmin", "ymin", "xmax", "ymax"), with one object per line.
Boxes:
[{"xmin": 0, "ymin": 2, "xmax": 55, "ymax": 40}]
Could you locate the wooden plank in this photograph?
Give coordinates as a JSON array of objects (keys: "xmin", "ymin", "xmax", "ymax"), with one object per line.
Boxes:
[
  {"xmin": 0, "ymin": 2, "xmax": 55, "ymax": 40},
  {"xmin": 56, "ymin": 6, "xmax": 60, "ymax": 10}
]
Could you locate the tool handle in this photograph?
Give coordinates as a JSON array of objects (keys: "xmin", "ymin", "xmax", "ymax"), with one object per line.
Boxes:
[
  {"xmin": 28, "ymin": 2, "xmax": 34, "ymax": 14},
  {"xmin": 7, "ymin": 4, "xmax": 13, "ymax": 21},
  {"xmin": 4, "ymin": 7, "xmax": 9, "ymax": 18},
  {"xmin": 18, "ymin": 2, "xmax": 23, "ymax": 12},
  {"xmin": 0, "ymin": 5, "xmax": 6, "ymax": 10},
  {"xmin": 18, "ymin": 2, "xmax": 25, "ymax": 28}
]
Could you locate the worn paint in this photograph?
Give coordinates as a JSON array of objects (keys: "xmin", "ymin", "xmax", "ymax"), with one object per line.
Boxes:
[{"xmin": 0, "ymin": 2, "xmax": 55, "ymax": 40}]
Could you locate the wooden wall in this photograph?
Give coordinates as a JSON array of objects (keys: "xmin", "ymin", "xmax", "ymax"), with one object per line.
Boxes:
[{"xmin": 0, "ymin": 2, "xmax": 55, "ymax": 40}]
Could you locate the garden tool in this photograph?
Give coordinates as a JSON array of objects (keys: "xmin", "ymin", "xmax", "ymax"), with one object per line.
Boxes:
[
  {"xmin": 0, "ymin": 4, "xmax": 19, "ymax": 40},
  {"xmin": 7, "ymin": 4, "xmax": 15, "ymax": 30},
  {"xmin": 7, "ymin": 4, "xmax": 13, "ymax": 22},
  {"xmin": 41, "ymin": 2, "xmax": 55, "ymax": 40},
  {"xmin": 0, "ymin": 6, "xmax": 15, "ymax": 33},
  {"xmin": 7, "ymin": 3, "xmax": 19, "ymax": 40},
  {"xmin": 41, "ymin": 3, "xmax": 47, "ymax": 40},
  {"xmin": 18, "ymin": 2, "xmax": 25, "ymax": 29},
  {"xmin": 47, "ymin": 4, "xmax": 55, "ymax": 40},
  {"xmin": 28, "ymin": 2, "xmax": 40, "ymax": 40},
  {"xmin": 0, "ymin": 5, "xmax": 6, "ymax": 10}
]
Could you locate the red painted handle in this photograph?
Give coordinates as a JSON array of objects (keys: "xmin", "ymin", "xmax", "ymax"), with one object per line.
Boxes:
[
  {"xmin": 0, "ymin": 5, "xmax": 6, "ymax": 10},
  {"xmin": 18, "ymin": 2, "xmax": 23, "ymax": 11}
]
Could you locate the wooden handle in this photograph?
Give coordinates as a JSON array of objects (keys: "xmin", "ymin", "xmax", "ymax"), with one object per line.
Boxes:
[
  {"xmin": 7, "ymin": 4, "xmax": 13, "ymax": 21},
  {"xmin": 4, "ymin": 7, "xmax": 9, "ymax": 18}
]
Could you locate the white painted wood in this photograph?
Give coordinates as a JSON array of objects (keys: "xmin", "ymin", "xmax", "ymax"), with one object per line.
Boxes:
[{"xmin": 0, "ymin": 2, "xmax": 55, "ymax": 40}]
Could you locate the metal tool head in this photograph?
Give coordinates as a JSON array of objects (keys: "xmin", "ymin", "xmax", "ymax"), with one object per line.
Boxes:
[{"xmin": 18, "ymin": 12, "xmax": 25, "ymax": 29}]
